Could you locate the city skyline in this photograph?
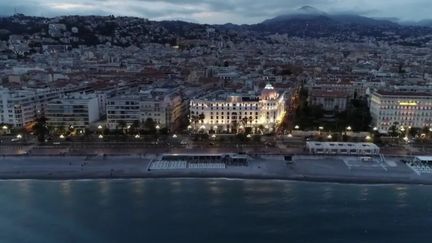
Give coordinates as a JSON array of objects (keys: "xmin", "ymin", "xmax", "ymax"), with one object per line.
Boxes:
[{"xmin": 0, "ymin": 0, "xmax": 431, "ymax": 24}]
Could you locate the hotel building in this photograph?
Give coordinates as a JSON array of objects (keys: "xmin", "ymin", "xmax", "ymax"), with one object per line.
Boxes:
[
  {"xmin": 189, "ymin": 84, "xmax": 286, "ymax": 133},
  {"xmin": 370, "ymin": 90, "xmax": 432, "ymax": 133}
]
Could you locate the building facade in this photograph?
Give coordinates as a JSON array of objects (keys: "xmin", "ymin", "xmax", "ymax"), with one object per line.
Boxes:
[
  {"xmin": 0, "ymin": 87, "xmax": 60, "ymax": 128},
  {"xmin": 106, "ymin": 88, "xmax": 186, "ymax": 132},
  {"xmin": 189, "ymin": 84, "xmax": 285, "ymax": 133},
  {"xmin": 309, "ymin": 90, "xmax": 349, "ymax": 112},
  {"xmin": 370, "ymin": 90, "xmax": 432, "ymax": 133},
  {"xmin": 46, "ymin": 94, "xmax": 100, "ymax": 129}
]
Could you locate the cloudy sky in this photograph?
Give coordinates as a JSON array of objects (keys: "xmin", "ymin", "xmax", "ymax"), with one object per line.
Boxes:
[{"xmin": 0, "ymin": 0, "xmax": 430, "ymax": 24}]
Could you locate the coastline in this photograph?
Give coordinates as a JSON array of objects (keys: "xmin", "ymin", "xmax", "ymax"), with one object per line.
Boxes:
[{"xmin": 1, "ymin": 154, "xmax": 432, "ymax": 185}]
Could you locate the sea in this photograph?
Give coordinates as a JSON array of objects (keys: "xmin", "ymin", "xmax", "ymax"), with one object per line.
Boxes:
[{"xmin": 1, "ymin": 179, "xmax": 432, "ymax": 243}]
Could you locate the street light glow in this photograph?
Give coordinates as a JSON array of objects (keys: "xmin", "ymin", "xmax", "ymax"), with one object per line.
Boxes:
[
  {"xmin": 2, "ymin": 125, "xmax": 7, "ymax": 130},
  {"xmin": 97, "ymin": 125, "xmax": 103, "ymax": 129},
  {"xmin": 59, "ymin": 134, "xmax": 65, "ymax": 139},
  {"xmin": 156, "ymin": 125, "xmax": 160, "ymax": 130},
  {"xmin": 135, "ymin": 134, "xmax": 140, "ymax": 139},
  {"xmin": 172, "ymin": 134, "xmax": 178, "ymax": 138},
  {"xmin": 319, "ymin": 126, "xmax": 324, "ymax": 130},
  {"xmin": 16, "ymin": 134, "xmax": 22, "ymax": 139},
  {"xmin": 346, "ymin": 126, "xmax": 352, "ymax": 131},
  {"xmin": 294, "ymin": 125, "xmax": 300, "ymax": 130},
  {"xmin": 98, "ymin": 134, "xmax": 104, "ymax": 139}
]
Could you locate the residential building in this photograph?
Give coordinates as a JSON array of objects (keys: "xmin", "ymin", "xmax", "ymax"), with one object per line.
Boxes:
[
  {"xmin": 106, "ymin": 88, "xmax": 186, "ymax": 132},
  {"xmin": 46, "ymin": 94, "xmax": 100, "ymax": 129},
  {"xmin": 0, "ymin": 87, "xmax": 60, "ymax": 128}
]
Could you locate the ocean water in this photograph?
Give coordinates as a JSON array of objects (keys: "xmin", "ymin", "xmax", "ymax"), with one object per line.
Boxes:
[{"xmin": 1, "ymin": 179, "xmax": 432, "ymax": 243}]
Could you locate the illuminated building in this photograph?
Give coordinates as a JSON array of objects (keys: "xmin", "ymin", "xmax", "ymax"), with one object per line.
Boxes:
[
  {"xmin": 370, "ymin": 90, "xmax": 432, "ymax": 133},
  {"xmin": 189, "ymin": 84, "xmax": 286, "ymax": 133}
]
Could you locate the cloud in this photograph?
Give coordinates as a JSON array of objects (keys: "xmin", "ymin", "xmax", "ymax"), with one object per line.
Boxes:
[{"xmin": 0, "ymin": 0, "xmax": 430, "ymax": 23}]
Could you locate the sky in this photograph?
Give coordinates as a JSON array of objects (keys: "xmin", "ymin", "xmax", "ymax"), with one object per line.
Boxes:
[{"xmin": 0, "ymin": 0, "xmax": 430, "ymax": 24}]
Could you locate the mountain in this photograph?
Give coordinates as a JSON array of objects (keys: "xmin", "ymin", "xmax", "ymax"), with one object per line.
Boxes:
[{"xmin": 253, "ymin": 6, "xmax": 404, "ymax": 38}]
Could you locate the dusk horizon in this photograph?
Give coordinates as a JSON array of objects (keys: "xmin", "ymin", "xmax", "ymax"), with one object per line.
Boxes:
[{"xmin": 0, "ymin": 0, "xmax": 431, "ymax": 24}]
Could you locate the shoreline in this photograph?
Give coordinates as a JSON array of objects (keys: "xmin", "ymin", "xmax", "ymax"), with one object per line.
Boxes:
[{"xmin": 1, "ymin": 154, "xmax": 432, "ymax": 185}]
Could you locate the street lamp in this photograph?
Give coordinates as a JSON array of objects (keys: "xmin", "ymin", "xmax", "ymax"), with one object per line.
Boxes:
[
  {"xmin": 403, "ymin": 136, "xmax": 409, "ymax": 142},
  {"xmin": 365, "ymin": 135, "xmax": 371, "ymax": 141},
  {"xmin": 319, "ymin": 126, "xmax": 324, "ymax": 131},
  {"xmin": 97, "ymin": 125, "xmax": 103, "ymax": 130},
  {"xmin": 2, "ymin": 125, "xmax": 7, "ymax": 130},
  {"xmin": 373, "ymin": 127, "xmax": 378, "ymax": 132},
  {"xmin": 59, "ymin": 134, "xmax": 65, "ymax": 139},
  {"xmin": 135, "ymin": 134, "xmax": 140, "ymax": 139},
  {"xmin": 98, "ymin": 134, "xmax": 104, "ymax": 139},
  {"xmin": 155, "ymin": 125, "xmax": 160, "ymax": 130},
  {"xmin": 400, "ymin": 126, "xmax": 405, "ymax": 132},
  {"xmin": 294, "ymin": 125, "xmax": 300, "ymax": 130},
  {"xmin": 16, "ymin": 134, "xmax": 22, "ymax": 139},
  {"xmin": 287, "ymin": 133, "xmax": 293, "ymax": 138},
  {"xmin": 246, "ymin": 134, "xmax": 252, "ymax": 138},
  {"xmin": 211, "ymin": 134, "xmax": 216, "ymax": 139},
  {"xmin": 172, "ymin": 134, "xmax": 178, "ymax": 139},
  {"xmin": 346, "ymin": 126, "xmax": 352, "ymax": 131},
  {"xmin": 327, "ymin": 134, "xmax": 332, "ymax": 140}
]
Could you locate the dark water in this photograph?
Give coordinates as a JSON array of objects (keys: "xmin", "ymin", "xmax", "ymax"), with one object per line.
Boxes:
[{"xmin": 1, "ymin": 179, "xmax": 432, "ymax": 243}]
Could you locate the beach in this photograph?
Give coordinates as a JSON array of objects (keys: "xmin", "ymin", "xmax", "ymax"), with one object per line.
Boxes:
[{"xmin": 1, "ymin": 153, "xmax": 432, "ymax": 185}]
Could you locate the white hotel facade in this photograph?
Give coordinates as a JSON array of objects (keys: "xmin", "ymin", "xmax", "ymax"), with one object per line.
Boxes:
[
  {"xmin": 189, "ymin": 84, "xmax": 286, "ymax": 134},
  {"xmin": 370, "ymin": 90, "xmax": 432, "ymax": 133}
]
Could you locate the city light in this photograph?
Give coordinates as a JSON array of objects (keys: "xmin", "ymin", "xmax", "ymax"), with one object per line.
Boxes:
[
  {"xmin": 59, "ymin": 134, "xmax": 65, "ymax": 139},
  {"xmin": 211, "ymin": 134, "xmax": 216, "ymax": 138},
  {"xmin": 327, "ymin": 134, "xmax": 332, "ymax": 139},
  {"xmin": 400, "ymin": 126, "xmax": 405, "ymax": 132},
  {"xmin": 246, "ymin": 134, "xmax": 252, "ymax": 138},
  {"xmin": 403, "ymin": 136, "xmax": 409, "ymax": 142},
  {"xmin": 98, "ymin": 134, "xmax": 104, "ymax": 139},
  {"xmin": 373, "ymin": 127, "xmax": 378, "ymax": 131},
  {"xmin": 172, "ymin": 134, "xmax": 178, "ymax": 138},
  {"xmin": 135, "ymin": 134, "xmax": 140, "ymax": 139},
  {"xmin": 346, "ymin": 126, "xmax": 352, "ymax": 131},
  {"xmin": 319, "ymin": 126, "xmax": 324, "ymax": 130},
  {"xmin": 294, "ymin": 125, "xmax": 300, "ymax": 130},
  {"xmin": 365, "ymin": 135, "xmax": 371, "ymax": 141},
  {"xmin": 287, "ymin": 134, "xmax": 293, "ymax": 138},
  {"xmin": 98, "ymin": 125, "xmax": 103, "ymax": 129},
  {"xmin": 156, "ymin": 125, "xmax": 160, "ymax": 130},
  {"xmin": 16, "ymin": 134, "xmax": 22, "ymax": 139},
  {"xmin": 2, "ymin": 125, "xmax": 7, "ymax": 130},
  {"xmin": 187, "ymin": 125, "xmax": 192, "ymax": 130}
]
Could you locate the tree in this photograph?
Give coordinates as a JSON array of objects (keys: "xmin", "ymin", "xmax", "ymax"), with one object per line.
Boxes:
[
  {"xmin": 130, "ymin": 120, "xmax": 141, "ymax": 134},
  {"xmin": 143, "ymin": 118, "xmax": 156, "ymax": 134},
  {"xmin": 32, "ymin": 116, "xmax": 49, "ymax": 143},
  {"xmin": 198, "ymin": 113, "xmax": 205, "ymax": 123}
]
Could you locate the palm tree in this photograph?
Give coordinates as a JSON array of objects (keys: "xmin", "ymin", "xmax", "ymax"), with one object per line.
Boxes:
[
  {"xmin": 198, "ymin": 113, "xmax": 205, "ymax": 123},
  {"xmin": 118, "ymin": 120, "xmax": 127, "ymax": 134},
  {"xmin": 33, "ymin": 116, "xmax": 49, "ymax": 143}
]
